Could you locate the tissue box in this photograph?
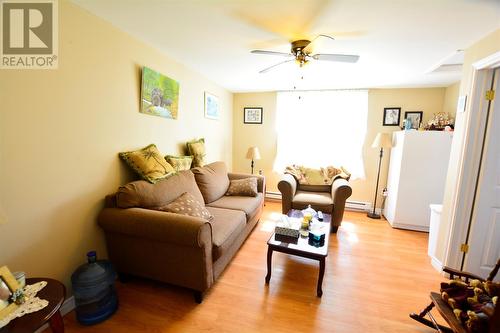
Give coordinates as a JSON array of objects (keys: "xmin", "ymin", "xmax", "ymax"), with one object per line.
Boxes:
[{"xmin": 275, "ymin": 226, "xmax": 300, "ymax": 238}]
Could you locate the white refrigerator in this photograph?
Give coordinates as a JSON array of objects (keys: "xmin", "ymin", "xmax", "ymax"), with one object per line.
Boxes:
[{"xmin": 383, "ymin": 131, "xmax": 452, "ymax": 232}]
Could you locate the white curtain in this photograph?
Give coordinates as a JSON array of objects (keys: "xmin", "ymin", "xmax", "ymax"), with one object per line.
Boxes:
[{"xmin": 273, "ymin": 90, "xmax": 368, "ymax": 179}]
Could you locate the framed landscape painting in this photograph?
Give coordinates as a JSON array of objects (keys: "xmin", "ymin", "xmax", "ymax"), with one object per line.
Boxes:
[
  {"xmin": 204, "ymin": 92, "xmax": 219, "ymax": 119},
  {"xmin": 141, "ymin": 66, "xmax": 179, "ymax": 119}
]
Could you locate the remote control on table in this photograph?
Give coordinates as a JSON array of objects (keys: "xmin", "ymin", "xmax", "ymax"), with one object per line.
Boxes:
[{"xmin": 317, "ymin": 211, "xmax": 323, "ymax": 221}]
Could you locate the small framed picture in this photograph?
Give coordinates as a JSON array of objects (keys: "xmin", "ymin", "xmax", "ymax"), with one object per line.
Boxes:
[
  {"xmin": 0, "ymin": 266, "xmax": 22, "ymax": 319},
  {"xmin": 383, "ymin": 107, "xmax": 401, "ymax": 126},
  {"xmin": 244, "ymin": 107, "xmax": 263, "ymax": 124},
  {"xmin": 204, "ymin": 92, "xmax": 219, "ymax": 120},
  {"xmin": 404, "ymin": 111, "xmax": 423, "ymax": 129}
]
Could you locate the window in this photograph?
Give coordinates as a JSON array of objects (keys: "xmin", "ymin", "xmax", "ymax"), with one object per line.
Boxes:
[{"xmin": 273, "ymin": 90, "xmax": 368, "ymax": 179}]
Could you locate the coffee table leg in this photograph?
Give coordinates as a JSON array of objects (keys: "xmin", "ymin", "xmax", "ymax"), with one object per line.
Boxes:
[
  {"xmin": 265, "ymin": 247, "xmax": 273, "ymax": 284},
  {"xmin": 317, "ymin": 258, "xmax": 325, "ymax": 297},
  {"xmin": 49, "ymin": 310, "xmax": 64, "ymax": 333}
]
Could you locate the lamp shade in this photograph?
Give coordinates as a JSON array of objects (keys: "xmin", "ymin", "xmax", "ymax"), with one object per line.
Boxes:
[
  {"xmin": 246, "ymin": 146, "xmax": 261, "ymax": 160},
  {"xmin": 371, "ymin": 133, "xmax": 393, "ymax": 149}
]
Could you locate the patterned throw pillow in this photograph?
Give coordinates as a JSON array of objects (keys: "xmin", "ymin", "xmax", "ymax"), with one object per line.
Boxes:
[
  {"xmin": 225, "ymin": 177, "xmax": 258, "ymax": 197},
  {"xmin": 159, "ymin": 192, "xmax": 213, "ymax": 221},
  {"xmin": 165, "ymin": 155, "xmax": 193, "ymax": 171},
  {"xmin": 186, "ymin": 138, "xmax": 206, "ymax": 168},
  {"xmin": 119, "ymin": 144, "xmax": 175, "ymax": 183}
]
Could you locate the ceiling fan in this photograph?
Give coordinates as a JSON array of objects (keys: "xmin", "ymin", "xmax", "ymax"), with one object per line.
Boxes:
[{"xmin": 251, "ymin": 35, "xmax": 359, "ymax": 73}]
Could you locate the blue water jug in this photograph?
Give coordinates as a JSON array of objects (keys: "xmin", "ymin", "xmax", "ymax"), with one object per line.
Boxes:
[{"xmin": 71, "ymin": 251, "xmax": 118, "ymax": 325}]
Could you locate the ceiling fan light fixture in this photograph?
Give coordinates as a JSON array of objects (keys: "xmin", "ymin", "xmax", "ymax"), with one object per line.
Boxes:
[{"xmin": 251, "ymin": 35, "xmax": 360, "ymax": 73}]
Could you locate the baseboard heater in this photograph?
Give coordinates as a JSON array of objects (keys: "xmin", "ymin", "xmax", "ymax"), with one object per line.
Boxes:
[
  {"xmin": 265, "ymin": 192, "xmax": 372, "ymax": 212},
  {"xmin": 345, "ymin": 200, "xmax": 371, "ymax": 212}
]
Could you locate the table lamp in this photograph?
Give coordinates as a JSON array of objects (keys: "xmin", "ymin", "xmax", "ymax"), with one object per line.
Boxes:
[
  {"xmin": 368, "ymin": 133, "xmax": 393, "ymax": 219},
  {"xmin": 246, "ymin": 147, "xmax": 261, "ymax": 174}
]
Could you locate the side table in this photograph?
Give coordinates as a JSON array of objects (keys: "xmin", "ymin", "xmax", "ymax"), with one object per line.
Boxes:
[{"xmin": 1, "ymin": 278, "xmax": 66, "ymax": 333}]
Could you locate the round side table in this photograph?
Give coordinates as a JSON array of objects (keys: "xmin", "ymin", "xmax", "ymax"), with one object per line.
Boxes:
[{"xmin": 1, "ymin": 278, "xmax": 66, "ymax": 333}]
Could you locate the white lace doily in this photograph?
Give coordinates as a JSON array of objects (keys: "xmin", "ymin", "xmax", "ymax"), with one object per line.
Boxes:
[{"xmin": 0, "ymin": 281, "xmax": 49, "ymax": 328}]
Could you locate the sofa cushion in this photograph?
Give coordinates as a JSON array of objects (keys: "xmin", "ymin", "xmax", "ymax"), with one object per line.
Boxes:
[
  {"xmin": 292, "ymin": 190, "xmax": 333, "ymax": 206},
  {"xmin": 159, "ymin": 192, "xmax": 213, "ymax": 221},
  {"xmin": 186, "ymin": 138, "xmax": 206, "ymax": 167},
  {"xmin": 165, "ymin": 155, "xmax": 193, "ymax": 172},
  {"xmin": 191, "ymin": 161, "xmax": 230, "ymax": 204},
  {"xmin": 119, "ymin": 144, "xmax": 175, "ymax": 183},
  {"xmin": 226, "ymin": 177, "xmax": 258, "ymax": 197},
  {"xmin": 205, "ymin": 207, "xmax": 246, "ymax": 261},
  {"xmin": 207, "ymin": 193, "xmax": 264, "ymax": 221},
  {"xmin": 116, "ymin": 170, "xmax": 205, "ymax": 209}
]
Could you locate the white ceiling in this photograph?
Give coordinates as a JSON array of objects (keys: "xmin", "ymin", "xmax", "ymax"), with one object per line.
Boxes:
[{"xmin": 73, "ymin": 0, "xmax": 500, "ymax": 92}]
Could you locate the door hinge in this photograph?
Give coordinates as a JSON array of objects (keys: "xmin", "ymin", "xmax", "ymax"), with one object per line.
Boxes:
[
  {"xmin": 485, "ymin": 90, "xmax": 495, "ymax": 101},
  {"xmin": 460, "ymin": 243, "xmax": 469, "ymax": 253}
]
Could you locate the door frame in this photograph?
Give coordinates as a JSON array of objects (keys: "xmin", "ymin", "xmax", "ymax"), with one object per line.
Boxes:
[{"xmin": 444, "ymin": 51, "xmax": 500, "ymax": 270}]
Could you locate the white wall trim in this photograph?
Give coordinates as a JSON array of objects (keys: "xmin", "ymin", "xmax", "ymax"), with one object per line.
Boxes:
[
  {"xmin": 34, "ymin": 296, "xmax": 75, "ymax": 333},
  {"xmin": 60, "ymin": 296, "xmax": 76, "ymax": 315},
  {"xmin": 430, "ymin": 256, "xmax": 443, "ymax": 273},
  {"xmin": 444, "ymin": 51, "xmax": 500, "ymax": 270},
  {"xmin": 265, "ymin": 191, "xmax": 377, "ymax": 213},
  {"xmin": 473, "ymin": 51, "xmax": 500, "ymax": 70}
]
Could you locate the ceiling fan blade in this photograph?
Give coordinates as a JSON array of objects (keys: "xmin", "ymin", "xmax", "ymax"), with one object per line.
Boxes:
[
  {"xmin": 303, "ymin": 34, "xmax": 335, "ymax": 54},
  {"xmin": 312, "ymin": 54, "xmax": 360, "ymax": 63},
  {"xmin": 259, "ymin": 59, "xmax": 294, "ymax": 73},
  {"xmin": 251, "ymin": 50, "xmax": 293, "ymax": 57}
]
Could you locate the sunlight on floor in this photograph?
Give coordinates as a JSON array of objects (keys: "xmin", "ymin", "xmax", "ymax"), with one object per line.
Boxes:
[
  {"xmin": 260, "ymin": 212, "xmax": 283, "ymax": 232},
  {"xmin": 338, "ymin": 221, "xmax": 359, "ymax": 243}
]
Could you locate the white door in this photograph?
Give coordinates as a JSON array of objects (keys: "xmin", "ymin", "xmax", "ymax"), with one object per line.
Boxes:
[{"xmin": 464, "ymin": 67, "xmax": 500, "ymax": 280}]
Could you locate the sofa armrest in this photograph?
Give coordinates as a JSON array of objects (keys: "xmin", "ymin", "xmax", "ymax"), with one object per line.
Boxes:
[
  {"xmin": 98, "ymin": 207, "xmax": 212, "ymax": 248},
  {"xmin": 228, "ymin": 172, "xmax": 265, "ymax": 193},
  {"xmin": 278, "ymin": 174, "xmax": 297, "ymax": 214},
  {"xmin": 331, "ymin": 178, "xmax": 353, "ymax": 226}
]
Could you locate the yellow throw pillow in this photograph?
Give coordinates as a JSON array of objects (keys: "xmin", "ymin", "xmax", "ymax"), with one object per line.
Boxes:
[
  {"xmin": 225, "ymin": 177, "xmax": 258, "ymax": 197},
  {"xmin": 186, "ymin": 138, "xmax": 206, "ymax": 167},
  {"xmin": 119, "ymin": 144, "xmax": 175, "ymax": 183},
  {"xmin": 165, "ymin": 155, "xmax": 193, "ymax": 172},
  {"xmin": 159, "ymin": 192, "xmax": 213, "ymax": 221}
]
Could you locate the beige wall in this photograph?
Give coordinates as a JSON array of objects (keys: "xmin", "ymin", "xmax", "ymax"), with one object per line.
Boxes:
[
  {"xmin": 233, "ymin": 88, "xmax": 446, "ymax": 206},
  {"xmin": 232, "ymin": 93, "xmax": 279, "ymax": 191},
  {"xmin": 442, "ymin": 81, "xmax": 461, "ymax": 117},
  {"xmin": 0, "ymin": 1, "xmax": 232, "ymax": 288},
  {"xmin": 437, "ymin": 29, "xmax": 500, "ymax": 266}
]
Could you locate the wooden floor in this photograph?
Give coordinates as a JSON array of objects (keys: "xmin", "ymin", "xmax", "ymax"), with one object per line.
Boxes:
[{"xmin": 60, "ymin": 201, "xmax": 444, "ymax": 332}]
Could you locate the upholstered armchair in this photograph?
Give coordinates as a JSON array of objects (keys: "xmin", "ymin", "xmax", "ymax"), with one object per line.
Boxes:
[{"xmin": 278, "ymin": 174, "xmax": 352, "ymax": 232}]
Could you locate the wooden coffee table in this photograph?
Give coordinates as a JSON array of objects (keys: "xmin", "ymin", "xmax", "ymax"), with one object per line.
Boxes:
[
  {"xmin": 1, "ymin": 278, "xmax": 66, "ymax": 333},
  {"xmin": 265, "ymin": 209, "xmax": 331, "ymax": 297}
]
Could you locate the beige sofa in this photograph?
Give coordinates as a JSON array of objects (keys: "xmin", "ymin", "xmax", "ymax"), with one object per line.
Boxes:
[{"xmin": 98, "ymin": 162, "xmax": 264, "ymax": 303}]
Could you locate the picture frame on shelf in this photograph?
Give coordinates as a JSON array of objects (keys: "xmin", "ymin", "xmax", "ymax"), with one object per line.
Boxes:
[
  {"xmin": 244, "ymin": 107, "xmax": 263, "ymax": 124},
  {"xmin": 404, "ymin": 111, "xmax": 423, "ymax": 129},
  {"xmin": 0, "ymin": 266, "xmax": 22, "ymax": 320},
  {"xmin": 383, "ymin": 107, "xmax": 401, "ymax": 126},
  {"xmin": 204, "ymin": 92, "xmax": 219, "ymax": 120}
]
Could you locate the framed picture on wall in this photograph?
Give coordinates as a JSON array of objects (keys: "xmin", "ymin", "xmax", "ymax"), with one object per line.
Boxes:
[
  {"xmin": 404, "ymin": 111, "xmax": 423, "ymax": 129},
  {"xmin": 244, "ymin": 107, "xmax": 263, "ymax": 124},
  {"xmin": 204, "ymin": 92, "xmax": 219, "ymax": 120},
  {"xmin": 383, "ymin": 107, "xmax": 401, "ymax": 126}
]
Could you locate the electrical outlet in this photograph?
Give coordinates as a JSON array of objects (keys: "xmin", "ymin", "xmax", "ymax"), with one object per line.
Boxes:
[{"xmin": 382, "ymin": 188, "xmax": 388, "ymax": 197}]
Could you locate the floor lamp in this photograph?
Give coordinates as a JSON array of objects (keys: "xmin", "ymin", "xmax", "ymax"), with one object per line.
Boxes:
[
  {"xmin": 368, "ymin": 133, "xmax": 393, "ymax": 219},
  {"xmin": 246, "ymin": 146, "xmax": 261, "ymax": 174}
]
